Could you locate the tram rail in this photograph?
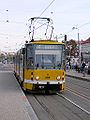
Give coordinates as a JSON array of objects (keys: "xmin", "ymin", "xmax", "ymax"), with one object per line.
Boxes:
[
  {"xmin": 26, "ymin": 91, "xmax": 90, "ymax": 120},
  {"xmin": 57, "ymin": 92, "xmax": 90, "ymax": 115},
  {"xmin": 66, "ymin": 87, "xmax": 90, "ymax": 101}
]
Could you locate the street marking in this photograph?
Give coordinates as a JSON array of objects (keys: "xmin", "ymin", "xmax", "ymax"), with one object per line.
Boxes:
[
  {"xmin": 57, "ymin": 93, "xmax": 90, "ymax": 115},
  {"xmin": 66, "ymin": 87, "xmax": 90, "ymax": 101}
]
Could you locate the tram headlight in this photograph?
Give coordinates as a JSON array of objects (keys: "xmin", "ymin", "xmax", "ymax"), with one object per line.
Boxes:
[
  {"xmin": 62, "ymin": 75, "xmax": 64, "ymax": 80},
  {"xmin": 36, "ymin": 76, "xmax": 39, "ymax": 80},
  {"xmin": 57, "ymin": 76, "xmax": 60, "ymax": 80}
]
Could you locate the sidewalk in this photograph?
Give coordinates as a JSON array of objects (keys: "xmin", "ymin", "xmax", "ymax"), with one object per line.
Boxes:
[
  {"xmin": 66, "ymin": 70, "xmax": 90, "ymax": 82},
  {"xmin": 0, "ymin": 69, "xmax": 38, "ymax": 120}
]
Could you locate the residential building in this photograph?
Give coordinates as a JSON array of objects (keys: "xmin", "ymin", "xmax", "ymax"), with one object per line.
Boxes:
[{"xmin": 81, "ymin": 38, "xmax": 90, "ymax": 62}]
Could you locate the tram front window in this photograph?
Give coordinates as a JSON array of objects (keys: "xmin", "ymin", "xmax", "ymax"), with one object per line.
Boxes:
[
  {"xmin": 35, "ymin": 51, "xmax": 62, "ymax": 69},
  {"xmin": 26, "ymin": 44, "xmax": 65, "ymax": 69}
]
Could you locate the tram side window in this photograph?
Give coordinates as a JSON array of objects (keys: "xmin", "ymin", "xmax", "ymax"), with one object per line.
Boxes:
[
  {"xmin": 26, "ymin": 46, "xmax": 34, "ymax": 69},
  {"xmin": 20, "ymin": 54, "xmax": 23, "ymax": 67},
  {"xmin": 62, "ymin": 45, "xmax": 65, "ymax": 69},
  {"xmin": 26, "ymin": 57, "xmax": 34, "ymax": 68}
]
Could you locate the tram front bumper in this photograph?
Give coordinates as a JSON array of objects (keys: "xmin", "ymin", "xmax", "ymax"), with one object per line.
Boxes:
[{"xmin": 24, "ymin": 80, "xmax": 65, "ymax": 91}]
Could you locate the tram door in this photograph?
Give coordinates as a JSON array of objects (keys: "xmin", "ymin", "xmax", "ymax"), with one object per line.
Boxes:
[{"xmin": 20, "ymin": 48, "xmax": 25, "ymax": 85}]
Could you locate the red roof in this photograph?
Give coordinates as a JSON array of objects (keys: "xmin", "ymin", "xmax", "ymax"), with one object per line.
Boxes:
[{"xmin": 75, "ymin": 38, "xmax": 90, "ymax": 45}]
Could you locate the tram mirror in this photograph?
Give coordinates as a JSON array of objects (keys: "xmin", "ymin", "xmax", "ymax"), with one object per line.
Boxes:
[{"xmin": 22, "ymin": 48, "xmax": 25, "ymax": 54}]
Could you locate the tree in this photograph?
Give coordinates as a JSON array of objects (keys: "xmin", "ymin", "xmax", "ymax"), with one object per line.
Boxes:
[{"xmin": 66, "ymin": 39, "xmax": 77, "ymax": 57}]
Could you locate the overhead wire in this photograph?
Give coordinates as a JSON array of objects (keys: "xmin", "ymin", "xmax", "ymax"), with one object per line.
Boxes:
[
  {"xmin": 35, "ymin": 0, "xmax": 56, "ymax": 31},
  {"xmin": 0, "ymin": 0, "xmax": 56, "ymax": 51},
  {"xmin": 28, "ymin": 0, "xmax": 56, "ymax": 39},
  {"xmin": 39, "ymin": 0, "xmax": 56, "ymax": 17}
]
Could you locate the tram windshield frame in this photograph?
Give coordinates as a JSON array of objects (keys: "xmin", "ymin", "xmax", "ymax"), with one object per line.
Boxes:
[{"xmin": 26, "ymin": 44, "xmax": 65, "ymax": 69}]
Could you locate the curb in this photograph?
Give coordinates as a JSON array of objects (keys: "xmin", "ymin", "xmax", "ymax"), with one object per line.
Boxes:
[{"xmin": 66, "ymin": 74, "xmax": 90, "ymax": 82}]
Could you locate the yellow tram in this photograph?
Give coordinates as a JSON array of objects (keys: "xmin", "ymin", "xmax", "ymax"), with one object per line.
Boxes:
[{"xmin": 14, "ymin": 17, "xmax": 66, "ymax": 93}]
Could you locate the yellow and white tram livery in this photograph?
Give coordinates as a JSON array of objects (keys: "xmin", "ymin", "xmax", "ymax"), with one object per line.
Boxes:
[{"xmin": 14, "ymin": 40, "xmax": 65, "ymax": 93}]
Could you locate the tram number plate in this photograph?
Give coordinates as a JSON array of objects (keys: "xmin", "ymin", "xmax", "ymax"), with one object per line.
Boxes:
[{"xmin": 39, "ymin": 86, "xmax": 44, "ymax": 89}]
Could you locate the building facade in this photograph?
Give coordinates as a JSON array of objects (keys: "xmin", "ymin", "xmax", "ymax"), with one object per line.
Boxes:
[{"xmin": 81, "ymin": 38, "xmax": 90, "ymax": 63}]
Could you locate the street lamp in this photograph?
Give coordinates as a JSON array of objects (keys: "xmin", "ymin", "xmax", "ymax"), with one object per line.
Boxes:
[
  {"xmin": 72, "ymin": 26, "xmax": 81, "ymax": 64},
  {"xmin": 72, "ymin": 27, "xmax": 79, "ymax": 49}
]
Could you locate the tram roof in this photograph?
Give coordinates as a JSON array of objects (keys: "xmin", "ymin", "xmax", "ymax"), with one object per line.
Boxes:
[{"xmin": 26, "ymin": 40, "xmax": 64, "ymax": 45}]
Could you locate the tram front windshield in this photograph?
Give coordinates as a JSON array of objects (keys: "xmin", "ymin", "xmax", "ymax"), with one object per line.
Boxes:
[{"xmin": 35, "ymin": 44, "xmax": 65, "ymax": 69}]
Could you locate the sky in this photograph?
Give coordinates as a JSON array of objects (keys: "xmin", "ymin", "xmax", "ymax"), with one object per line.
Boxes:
[{"xmin": 0, "ymin": 0, "xmax": 90, "ymax": 52}]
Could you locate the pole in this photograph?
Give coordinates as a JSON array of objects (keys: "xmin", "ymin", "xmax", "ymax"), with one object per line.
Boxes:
[
  {"xmin": 64, "ymin": 34, "xmax": 67, "ymax": 71},
  {"xmin": 77, "ymin": 29, "xmax": 81, "ymax": 65},
  {"xmin": 72, "ymin": 26, "xmax": 81, "ymax": 68}
]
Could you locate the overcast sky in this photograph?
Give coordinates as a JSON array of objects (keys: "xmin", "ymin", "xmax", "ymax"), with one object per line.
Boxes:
[{"xmin": 0, "ymin": 0, "xmax": 90, "ymax": 52}]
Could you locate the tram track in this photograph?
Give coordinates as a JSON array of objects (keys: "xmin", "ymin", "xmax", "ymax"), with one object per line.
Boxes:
[
  {"xmin": 33, "ymin": 94, "xmax": 56, "ymax": 120},
  {"xmin": 63, "ymin": 76, "xmax": 90, "ymax": 115},
  {"xmin": 66, "ymin": 87, "xmax": 90, "ymax": 101},
  {"xmin": 26, "ymin": 94, "xmax": 57, "ymax": 120},
  {"xmin": 26, "ymin": 75, "xmax": 90, "ymax": 120},
  {"xmin": 57, "ymin": 92, "xmax": 90, "ymax": 116},
  {"xmin": 26, "ymin": 92, "xmax": 90, "ymax": 120},
  {"xmin": 66, "ymin": 76, "xmax": 90, "ymax": 97}
]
